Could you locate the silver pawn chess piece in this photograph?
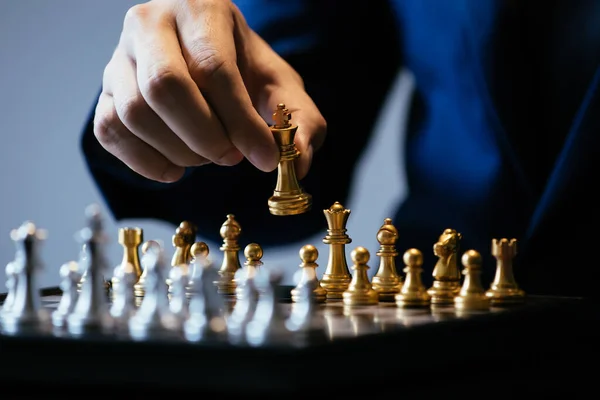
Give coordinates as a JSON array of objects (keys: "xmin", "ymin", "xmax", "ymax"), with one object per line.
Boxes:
[
  {"xmin": 67, "ymin": 204, "xmax": 114, "ymax": 336},
  {"xmin": 245, "ymin": 269, "xmax": 290, "ymax": 347},
  {"xmin": 52, "ymin": 261, "xmax": 81, "ymax": 329},
  {"xmin": 227, "ymin": 268, "xmax": 258, "ymax": 344},
  {"xmin": 109, "ymin": 262, "xmax": 137, "ymax": 331},
  {"xmin": 169, "ymin": 267, "xmax": 189, "ymax": 321},
  {"xmin": 1, "ymin": 261, "xmax": 18, "ymax": 317},
  {"xmin": 129, "ymin": 240, "xmax": 179, "ymax": 340},
  {"xmin": 184, "ymin": 258, "xmax": 226, "ymax": 342},
  {"xmin": 0, "ymin": 221, "xmax": 49, "ymax": 334}
]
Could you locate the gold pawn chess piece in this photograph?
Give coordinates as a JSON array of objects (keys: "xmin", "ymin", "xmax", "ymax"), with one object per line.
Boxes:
[
  {"xmin": 342, "ymin": 247, "xmax": 379, "ymax": 306},
  {"xmin": 133, "ymin": 240, "xmax": 158, "ymax": 297},
  {"xmin": 267, "ymin": 103, "xmax": 312, "ymax": 216},
  {"xmin": 395, "ymin": 248, "xmax": 431, "ymax": 308},
  {"xmin": 167, "ymin": 221, "xmax": 197, "ymax": 291},
  {"xmin": 186, "ymin": 241, "xmax": 209, "ymax": 297},
  {"xmin": 320, "ymin": 201, "xmax": 352, "ymax": 300},
  {"xmin": 290, "ymin": 244, "xmax": 327, "ymax": 303},
  {"xmin": 485, "ymin": 238, "xmax": 525, "ymax": 306},
  {"xmin": 427, "ymin": 228, "xmax": 462, "ymax": 306},
  {"xmin": 214, "ymin": 214, "xmax": 242, "ymax": 296},
  {"xmin": 111, "ymin": 227, "xmax": 143, "ymax": 298},
  {"xmin": 454, "ymin": 250, "xmax": 490, "ymax": 311},
  {"xmin": 236, "ymin": 243, "xmax": 264, "ymax": 300},
  {"xmin": 371, "ymin": 218, "xmax": 403, "ymax": 302}
]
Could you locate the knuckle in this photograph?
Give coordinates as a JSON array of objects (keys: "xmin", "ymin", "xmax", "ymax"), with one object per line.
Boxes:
[
  {"xmin": 116, "ymin": 95, "xmax": 147, "ymax": 124},
  {"xmin": 93, "ymin": 112, "xmax": 122, "ymax": 148},
  {"xmin": 142, "ymin": 67, "xmax": 185, "ymax": 103},
  {"xmin": 188, "ymin": 43, "xmax": 228, "ymax": 82},
  {"xmin": 123, "ymin": 4, "xmax": 150, "ymax": 29}
]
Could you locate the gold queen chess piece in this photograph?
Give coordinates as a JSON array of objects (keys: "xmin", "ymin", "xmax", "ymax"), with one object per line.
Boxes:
[
  {"xmin": 267, "ymin": 103, "xmax": 312, "ymax": 216},
  {"xmin": 486, "ymin": 238, "xmax": 525, "ymax": 306},
  {"xmin": 427, "ymin": 228, "xmax": 462, "ymax": 306},
  {"xmin": 320, "ymin": 202, "xmax": 353, "ymax": 300}
]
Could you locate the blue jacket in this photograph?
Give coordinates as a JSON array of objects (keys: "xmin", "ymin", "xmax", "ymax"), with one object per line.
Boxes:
[{"xmin": 81, "ymin": 0, "xmax": 600, "ymax": 297}]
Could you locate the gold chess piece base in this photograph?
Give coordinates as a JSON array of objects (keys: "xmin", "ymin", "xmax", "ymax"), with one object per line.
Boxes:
[
  {"xmin": 320, "ymin": 275, "xmax": 352, "ymax": 300},
  {"xmin": 268, "ymin": 191, "xmax": 312, "ymax": 216},
  {"xmin": 342, "ymin": 290, "xmax": 378, "ymax": 306},
  {"xmin": 485, "ymin": 288, "xmax": 525, "ymax": 306},
  {"xmin": 372, "ymin": 278, "xmax": 403, "ymax": 302},
  {"xmin": 427, "ymin": 281, "xmax": 460, "ymax": 305}
]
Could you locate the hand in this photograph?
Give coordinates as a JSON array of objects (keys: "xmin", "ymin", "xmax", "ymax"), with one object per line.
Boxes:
[{"xmin": 94, "ymin": 0, "xmax": 326, "ymax": 183}]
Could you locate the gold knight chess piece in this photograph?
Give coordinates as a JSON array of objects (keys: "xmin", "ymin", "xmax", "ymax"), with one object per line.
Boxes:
[
  {"xmin": 454, "ymin": 249, "xmax": 490, "ymax": 312},
  {"xmin": 427, "ymin": 228, "xmax": 462, "ymax": 306},
  {"xmin": 290, "ymin": 244, "xmax": 327, "ymax": 303},
  {"xmin": 267, "ymin": 103, "xmax": 312, "ymax": 216},
  {"xmin": 320, "ymin": 202, "xmax": 353, "ymax": 300},
  {"xmin": 110, "ymin": 227, "xmax": 143, "ymax": 299},
  {"xmin": 214, "ymin": 214, "xmax": 242, "ymax": 296},
  {"xmin": 371, "ymin": 218, "xmax": 403, "ymax": 302},
  {"xmin": 395, "ymin": 248, "xmax": 430, "ymax": 308},
  {"xmin": 486, "ymin": 238, "xmax": 525, "ymax": 306}
]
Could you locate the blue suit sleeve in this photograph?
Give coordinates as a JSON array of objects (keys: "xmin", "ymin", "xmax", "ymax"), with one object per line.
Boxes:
[{"xmin": 80, "ymin": 0, "xmax": 401, "ymax": 247}]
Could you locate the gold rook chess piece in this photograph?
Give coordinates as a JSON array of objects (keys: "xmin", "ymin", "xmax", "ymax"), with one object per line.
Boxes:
[
  {"xmin": 371, "ymin": 218, "xmax": 403, "ymax": 302},
  {"xmin": 214, "ymin": 214, "xmax": 242, "ymax": 296},
  {"xmin": 290, "ymin": 244, "xmax": 327, "ymax": 303},
  {"xmin": 342, "ymin": 247, "xmax": 379, "ymax": 306},
  {"xmin": 186, "ymin": 241, "xmax": 209, "ymax": 297},
  {"xmin": 486, "ymin": 238, "xmax": 525, "ymax": 306},
  {"xmin": 395, "ymin": 248, "xmax": 430, "ymax": 308},
  {"xmin": 111, "ymin": 227, "xmax": 143, "ymax": 298},
  {"xmin": 236, "ymin": 243, "xmax": 263, "ymax": 300},
  {"xmin": 454, "ymin": 250, "xmax": 490, "ymax": 311},
  {"xmin": 267, "ymin": 103, "xmax": 312, "ymax": 216},
  {"xmin": 427, "ymin": 228, "xmax": 462, "ymax": 306},
  {"xmin": 320, "ymin": 202, "xmax": 352, "ymax": 300},
  {"xmin": 167, "ymin": 221, "xmax": 197, "ymax": 291}
]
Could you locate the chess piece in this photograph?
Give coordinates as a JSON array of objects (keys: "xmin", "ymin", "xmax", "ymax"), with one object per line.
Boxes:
[
  {"xmin": 169, "ymin": 267, "xmax": 189, "ymax": 321},
  {"xmin": 290, "ymin": 244, "xmax": 327, "ymax": 303},
  {"xmin": 267, "ymin": 103, "xmax": 312, "ymax": 215},
  {"xmin": 245, "ymin": 270, "xmax": 290, "ymax": 346},
  {"xmin": 395, "ymin": 248, "xmax": 431, "ymax": 308},
  {"xmin": 77, "ymin": 243, "xmax": 111, "ymax": 296},
  {"xmin": 454, "ymin": 250, "xmax": 490, "ymax": 311},
  {"xmin": 52, "ymin": 261, "xmax": 81, "ymax": 329},
  {"xmin": 67, "ymin": 204, "xmax": 114, "ymax": 336},
  {"xmin": 129, "ymin": 240, "xmax": 179, "ymax": 339},
  {"xmin": 187, "ymin": 241, "xmax": 210, "ymax": 297},
  {"xmin": 215, "ymin": 214, "xmax": 242, "ymax": 296},
  {"xmin": 227, "ymin": 269, "xmax": 259, "ymax": 344},
  {"xmin": 167, "ymin": 221, "xmax": 197, "ymax": 291},
  {"xmin": 320, "ymin": 202, "xmax": 352, "ymax": 300},
  {"xmin": 0, "ymin": 221, "xmax": 49, "ymax": 334},
  {"xmin": 111, "ymin": 227, "xmax": 143, "ymax": 298},
  {"xmin": 427, "ymin": 228, "xmax": 462, "ymax": 305},
  {"xmin": 342, "ymin": 247, "xmax": 379, "ymax": 306},
  {"xmin": 1, "ymin": 261, "xmax": 18, "ymax": 316},
  {"xmin": 109, "ymin": 261, "xmax": 138, "ymax": 329},
  {"xmin": 371, "ymin": 218, "xmax": 403, "ymax": 302},
  {"xmin": 486, "ymin": 238, "xmax": 525, "ymax": 305},
  {"xmin": 134, "ymin": 241, "xmax": 154, "ymax": 297},
  {"xmin": 236, "ymin": 243, "xmax": 264, "ymax": 300}
]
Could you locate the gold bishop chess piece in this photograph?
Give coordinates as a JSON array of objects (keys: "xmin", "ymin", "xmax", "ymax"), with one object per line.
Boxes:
[
  {"xmin": 290, "ymin": 244, "xmax": 327, "ymax": 303},
  {"xmin": 236, "ymin": 243, "xmax": 264, "ymax": 300},
  {"xmin": 267, "ymin": 103, "xmax": 312, "ymax": 216},
  {"xmin": 395, "ymin": 248, "xmax": 431, "ymax": 308},
  {"xmin": 110, "ymin": 227, "xmax": 143, "ymax": 299},
  {"xmin": 342, "ymin": 247, "xmax": 379, "ymax": 306},
  {"xmin": 166, "ymin": 221, "xmax": 197, "ymax": 292},
  {"xmin": 454, "ymin": 250, "xmax": 491, "ymax": 313},
  {"xmin": 427, "ymin": 228, "xmax": 462, "ymax": 306},
  {"xmin": 320, "ymin": 202, "xmax": 353, "ymax": 300},
  {"xmin": 186, "ymin": 241, "xmax": 210, "ymax": 298},
  {"xmin": 486, "ymin": 238, "xmax": 525, "ymax": 306},
  {"xmin": 371, "ymin": 218, "xmax": 403, "ymax": 302},
  {"xmin": 214, "ymin": 214, "xmax": 242, "ymax": 296}
]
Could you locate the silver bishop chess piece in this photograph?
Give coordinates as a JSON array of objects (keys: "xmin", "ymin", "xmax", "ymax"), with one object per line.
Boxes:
[
  {"xmin": 67, "ymin": 204, "xmax": 114, "ymax": 336},
  {"xmin": 52, "ymin": 261, "xmax": 81, "ymax": 330},
  {"xmin": 0, "ymin": 221, "xmax": 50, "ymax": 335},
  {"xmin": 1, "ymin": 261, "xmax": 18, "ymax": 317},
  {"xmin": 129, "ymin": 240, "xmax": 179, "ymax": 340},
  {"xmin": 110, "ymin": 262, "xmax": 138, "ymax": 332}
]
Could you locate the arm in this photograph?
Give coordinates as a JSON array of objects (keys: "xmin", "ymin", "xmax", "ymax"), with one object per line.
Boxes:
[{"xmin": 80, "ymin": 0, "xmax": 401, "ymax": 246}]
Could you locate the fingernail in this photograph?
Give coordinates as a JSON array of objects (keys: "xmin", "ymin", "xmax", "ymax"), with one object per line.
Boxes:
[
  {"xmin": 216, "ymin": 148, "xmax": 243, "ymax": 166},
  {"xmin": 249, "ymin": 144, "xmax": 280, "ymax": 172}
]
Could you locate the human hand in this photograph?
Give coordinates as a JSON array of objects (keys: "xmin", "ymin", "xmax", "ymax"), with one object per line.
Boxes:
[{"xmin": 94, "ymin": 0, "xmax": 326, "ymax": 183}]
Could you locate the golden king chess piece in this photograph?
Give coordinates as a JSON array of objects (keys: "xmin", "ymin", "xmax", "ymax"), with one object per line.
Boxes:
[
  {"xmin": 167, "ymin": 221, "xmax": 196, "ymax": 292},
  {"xmin": 454, "ymin": 249, "xmax": 490, "ymax": 312},
  {"xmin": 485, "ymin": 238, "xmax": 525, "ymax": 306},
  {"xmin": 186, "ymin": 241, "xmax": 210, "ymax": 298},
  {"xmin": 110, "ymin": 227, "xmax": 143, "ymax": 298},
  {"xmin": 427, "ymin": 228, "xmax": 462, "ymax": 306},
  {"xmin": 342, "ymin": 247, "xmax": 379, "ymax": 306},
  {"xmin": 371, "ymin": 218, "xmax": 403, "ymax": 302},
  {"xmin": 290, "ymin": 244, "xmax": 327, "ymax": 303},
  {"xmin": 395, "ymin": 248, "xmax": 431, "ymax": 308},
  {"xmin": 267, "ymin": 103, "xmax": 312, "ymax": 216},
  {"xmin": 320, "ymin": 202, "xmax": 353, "ymax": 300},
  {"xmin": 236, "ymin": 243, "xmax": 264, "ymax": 300},
  {"xmin": 214, "ymin": 214, "xmax": 242, "ymax": 296}
]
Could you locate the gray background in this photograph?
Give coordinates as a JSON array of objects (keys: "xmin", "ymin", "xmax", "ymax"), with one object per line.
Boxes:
[{"xmin": 0, "ymin": 0, "xmax": 410, "ymax": 289}]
